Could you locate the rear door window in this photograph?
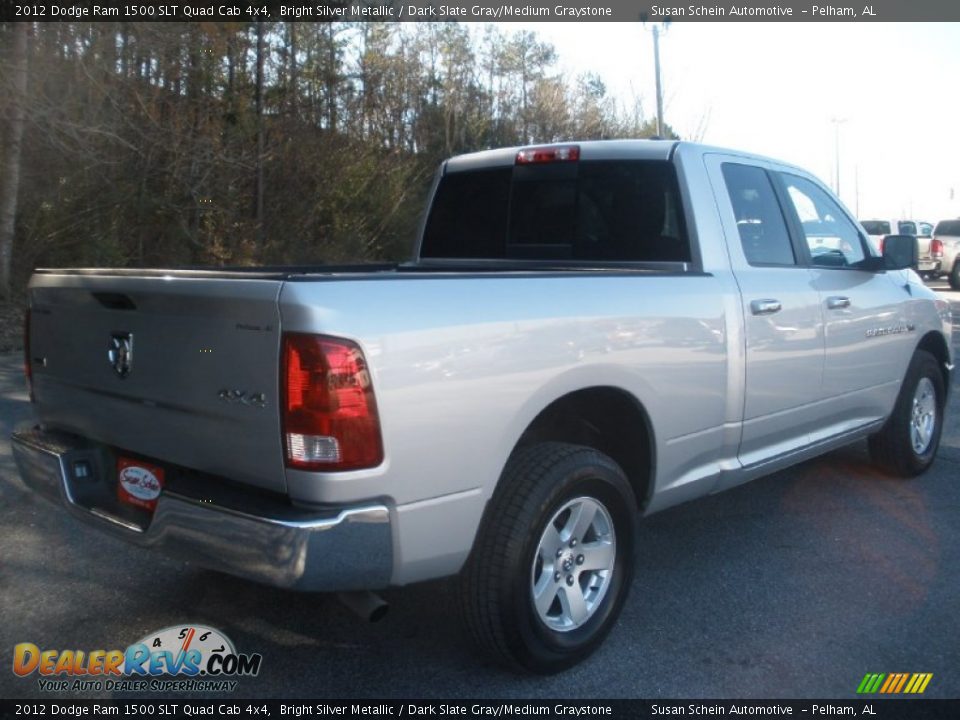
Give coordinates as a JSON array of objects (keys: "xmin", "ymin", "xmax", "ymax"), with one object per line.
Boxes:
[
  {"xmin": 721, "ymin": 163, "xmax": 795, "ymax": 266},
  {"xmin": 421, "ymin": 160, "xmax": 691, "ymax": 263}
]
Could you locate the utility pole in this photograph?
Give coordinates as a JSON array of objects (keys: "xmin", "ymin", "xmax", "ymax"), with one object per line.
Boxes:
[
  {"xmin": 640, "ymin": 15, "xmax": 670, "ymax": 138},
  {"xmin": 652, "ymin": 25, "xmax": 664, "ymax": 137}
]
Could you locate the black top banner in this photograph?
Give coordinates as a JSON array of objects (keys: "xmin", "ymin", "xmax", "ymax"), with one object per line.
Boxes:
[
  {"xmin": 2, "ymin": 0, "xmax": 959, "ymax": 22},
  {"xmin": 1, "ymin": 700, "xmax": 960, "ymax": 720}
]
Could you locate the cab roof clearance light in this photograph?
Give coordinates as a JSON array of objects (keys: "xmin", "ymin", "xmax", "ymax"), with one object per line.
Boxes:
[{"xmin": 515, "ymin": 145, "xmax": 581, "ymax": 165}]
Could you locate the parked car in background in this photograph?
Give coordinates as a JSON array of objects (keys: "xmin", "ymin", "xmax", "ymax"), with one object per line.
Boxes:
[
  {"xmin": 932, "ymin": 218, "xmax": 960, "ymax": 289},
  {"xmin": 860, "ymin": 219, "xmax": 937, "ymax": 277}
]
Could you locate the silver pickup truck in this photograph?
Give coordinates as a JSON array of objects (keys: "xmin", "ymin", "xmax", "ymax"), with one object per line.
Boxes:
[{"xmin": 11, "ymin": 140, "xmax": 953, "ymax": 673}]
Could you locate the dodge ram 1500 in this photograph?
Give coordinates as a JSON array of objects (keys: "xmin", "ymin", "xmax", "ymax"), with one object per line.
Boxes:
[{"xmin": 11, "ymin": 140, "xmax": 953, "ymax": 673}]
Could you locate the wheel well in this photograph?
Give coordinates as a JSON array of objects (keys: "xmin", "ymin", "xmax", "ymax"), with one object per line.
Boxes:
[
  {"xmin": 514, "ymin": 387, "xmax": 653, "ymax": 512},
  {"xmin": 916, "ymin": 331, "xmax": 951, "ymax": 392}
]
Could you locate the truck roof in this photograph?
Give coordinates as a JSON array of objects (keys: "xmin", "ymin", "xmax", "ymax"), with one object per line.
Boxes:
[
  {"xmin": 443, "ymin": 139, "xmax": 808, "ymax": 177},
  {"xmin": 444, "ymin": 139, "xmax": 680, "ymax": 172}
]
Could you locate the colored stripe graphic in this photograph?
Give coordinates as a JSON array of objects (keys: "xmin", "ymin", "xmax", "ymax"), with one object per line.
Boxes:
[
  {"xmin": 857, "ymin": 673, "xmax": 932, "ymax": 694},
  {"xmin": 857, "ymin": 674, "xmax": 885, "ymax": 694},
  {"xmin": 894, "ymin": 674, "xmax": 909, "ymax": 693},
  {"xmin": 882, "ymin": 673, "xmax": 905, "ymax": 693}
]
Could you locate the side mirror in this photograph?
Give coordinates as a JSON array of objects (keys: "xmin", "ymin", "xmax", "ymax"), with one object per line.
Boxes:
[{"xmin": 882, "ymin": 234, "xmax": 918, "ymax": 271}]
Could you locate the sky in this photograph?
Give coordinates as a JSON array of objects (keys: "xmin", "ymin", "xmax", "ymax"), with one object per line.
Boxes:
[{"xmin": 508, "ymin": 22, "xmax": 960, "ymax": 224}]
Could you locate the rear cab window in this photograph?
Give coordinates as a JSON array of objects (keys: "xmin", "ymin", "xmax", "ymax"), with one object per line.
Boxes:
[
  {"xmin": 861, "ymin": 220, "xmax": 891, "ymax": 236},
  {"xmin": 421, "ymin": 159, "xmax": 691, "ymax": 264},
  {"xmin": 935, "ymin": 220, "xmax": 960, "ymax": 236}
]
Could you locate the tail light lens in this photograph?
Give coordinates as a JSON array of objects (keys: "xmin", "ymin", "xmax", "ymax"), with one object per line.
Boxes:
[
  {"xmin": 878, "ymin": 237, "xmax": 885, "ymax": 253},
  {"xmin": 282, "ymin": 333, "xmax": 383, "ymax": 471},
  {"xmin": 930, "ymin": 239, "xmax": 943, "ymax": 258}
]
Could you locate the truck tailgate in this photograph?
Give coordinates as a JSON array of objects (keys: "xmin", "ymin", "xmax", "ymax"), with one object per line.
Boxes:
[{"xmin": 27, "ymin": 273, "xmax": 287, "ymax": 494}]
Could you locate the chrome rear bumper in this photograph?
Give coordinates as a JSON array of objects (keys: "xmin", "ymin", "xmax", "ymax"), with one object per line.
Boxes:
[{"xmin": 11, "ymin": 426, "xmax": 393, "ymax": 591}]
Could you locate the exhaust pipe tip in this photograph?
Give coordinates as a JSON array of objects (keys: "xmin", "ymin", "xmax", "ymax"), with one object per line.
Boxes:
[{"xmin": 338, "ymin": 591, "xmax": 389, "ymax": 623}]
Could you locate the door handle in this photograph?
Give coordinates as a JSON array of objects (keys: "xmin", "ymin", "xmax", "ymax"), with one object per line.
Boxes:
[
  {"xmin": 826, "ymin": 296, "xmax": 851, "ymax": 310},
  {"xmin": 750, "ymin": 299, "xmax": 782, "ymax": 316}
]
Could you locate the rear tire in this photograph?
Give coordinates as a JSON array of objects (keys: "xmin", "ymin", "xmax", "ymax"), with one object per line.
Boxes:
[
  {"xmin": 459, "ymin": 442, "xmax": 637, "ymax": 674},
  {"xmin": 868, "ymin": 350, "xmax": 945, "ymax": 477},
  {"xmin": 949, "ymin": 261, "xmax": 960, "ymax": 290}
]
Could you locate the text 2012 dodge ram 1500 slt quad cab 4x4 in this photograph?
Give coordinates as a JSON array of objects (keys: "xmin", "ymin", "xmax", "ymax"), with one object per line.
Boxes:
[{"xmin": 11, "ymin": 140, "xmax": 953, "ymax": 673}]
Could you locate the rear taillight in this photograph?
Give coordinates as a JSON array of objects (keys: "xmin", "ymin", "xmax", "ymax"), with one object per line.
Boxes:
[
  {"xmin": 281, "ymin": 333, "xmax": 383, "ymax": 471},
  {"xmin": 23, "ymin": 308, "xmax": 33, "ymax": 402},
  {"xmin": 878, "ymin": 237, "xmax": 886, "ymax": 253},
  {"xmin": 515, "ymin": 144, "xmax": 580, "ymax": 165},
  {"xmin": 931, "ymin": 239, "xmax": 943, "ymax": 258}
]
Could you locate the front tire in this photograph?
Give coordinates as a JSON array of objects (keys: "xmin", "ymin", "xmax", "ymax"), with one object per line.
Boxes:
[
  {"xmin": 459, "ymin": 442, "xmax": 637, "ymax": 674},
  {"xmin": 868, "ymin": 350, "xmax": 945, "ymax": 477}
]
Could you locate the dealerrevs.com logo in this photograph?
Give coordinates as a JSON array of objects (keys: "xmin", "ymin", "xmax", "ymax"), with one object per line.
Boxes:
[{"xmin": 13, "ymin": 625, "xmax": 262, "ymax": 693}]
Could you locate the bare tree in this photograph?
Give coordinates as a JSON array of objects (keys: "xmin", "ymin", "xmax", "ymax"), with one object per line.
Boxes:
[
  {"xmin": 254, "ymin": 20, "xmax": 265, "ymax": 248},
  {"xmin": 689, "ymin": 106, "xmax": 712, "ymax": 143},
  {"xmin": 0, "ymin": 22, "xmax": 29, "ymax": 298}
]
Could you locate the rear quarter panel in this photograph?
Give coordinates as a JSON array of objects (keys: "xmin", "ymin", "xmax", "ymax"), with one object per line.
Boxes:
[{"xmin": 279, "ymin": 273, "xmax": 736, "ymax": 582}]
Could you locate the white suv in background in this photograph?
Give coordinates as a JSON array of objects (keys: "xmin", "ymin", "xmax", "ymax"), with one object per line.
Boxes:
[
  {"xmin": 860, "ymin": 219, "xmax": 938, "ymax": 276},
  {"xmin": 932, "ymin": 219, "xmax": 960, "ymax": 289}
]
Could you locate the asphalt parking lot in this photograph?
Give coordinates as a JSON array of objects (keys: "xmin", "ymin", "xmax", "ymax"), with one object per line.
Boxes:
[{"xmin": 1, "ymin": 288, "xmax": 958, "ymax": 701}]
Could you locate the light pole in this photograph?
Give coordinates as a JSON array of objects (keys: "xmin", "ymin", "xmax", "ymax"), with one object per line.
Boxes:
[{"xmin": 831, "ymin": 117, "xmax": 847, "ymax": 198}]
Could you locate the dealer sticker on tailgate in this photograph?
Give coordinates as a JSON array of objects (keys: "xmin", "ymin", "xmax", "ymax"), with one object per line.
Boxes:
[{"xmin": 117, "ymin": 457, "xmax": 164, "ymax": 511}]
